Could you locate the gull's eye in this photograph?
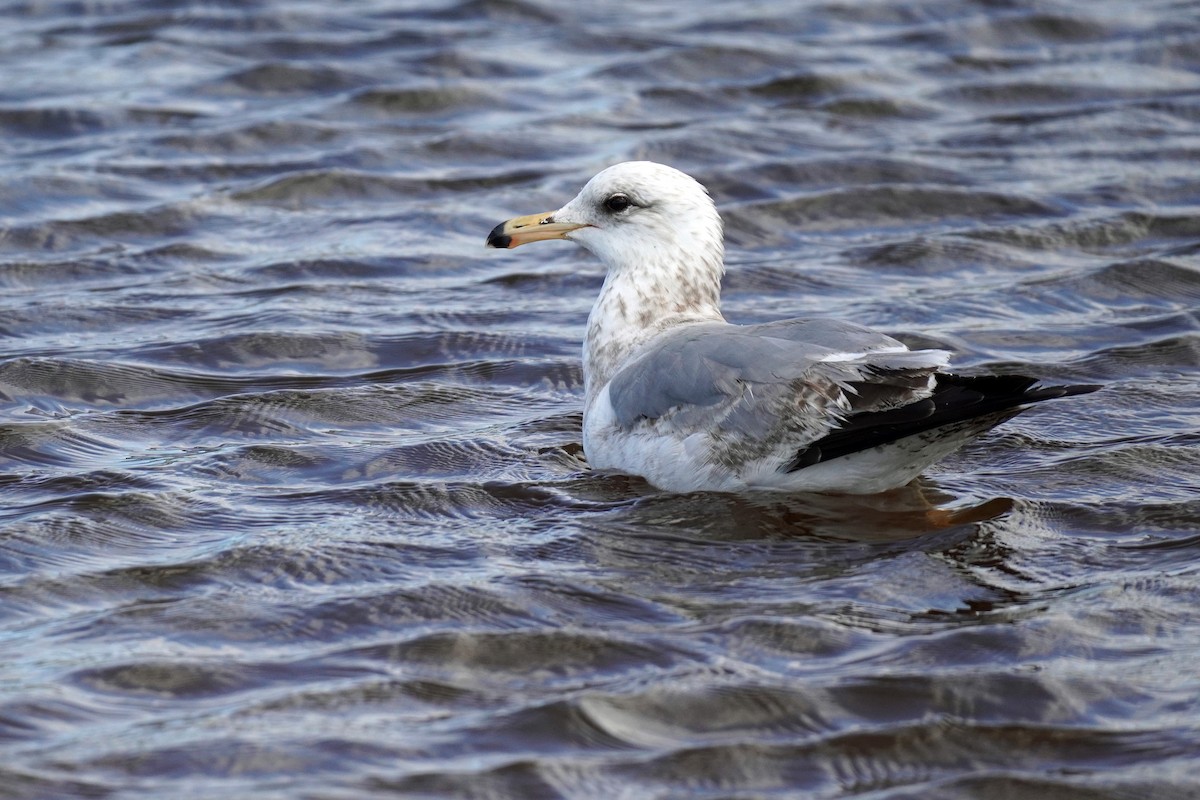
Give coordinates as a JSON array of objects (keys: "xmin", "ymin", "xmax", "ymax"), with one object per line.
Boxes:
[{"xmin": 603, "ymin": 193, "xmax": 632, "ymax": 213}]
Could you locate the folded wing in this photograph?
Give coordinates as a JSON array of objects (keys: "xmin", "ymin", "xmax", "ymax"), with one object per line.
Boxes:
[{"xmin": 604, "ymin": 319, "xmax": 951, "ymax": 470}]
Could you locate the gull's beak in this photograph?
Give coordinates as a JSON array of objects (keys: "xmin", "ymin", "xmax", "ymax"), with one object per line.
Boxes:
[{"xmin": 486, "ymin": 212, "xmax": 589, "ymax": 249}]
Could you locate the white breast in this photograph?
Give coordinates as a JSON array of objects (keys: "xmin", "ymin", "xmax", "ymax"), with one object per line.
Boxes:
[{"xmin": 582, "ymin": 382, "xmax": 727, "ymax": 492}]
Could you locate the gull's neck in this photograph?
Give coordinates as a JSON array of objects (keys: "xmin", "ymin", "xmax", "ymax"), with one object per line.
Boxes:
[{"xmin": 583, "ymin": 245, "xmax": 725, "ymax": 406}]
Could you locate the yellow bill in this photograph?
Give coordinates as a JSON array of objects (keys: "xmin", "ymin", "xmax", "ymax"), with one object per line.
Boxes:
[{"xmin": 486, "ymin": 212, "xmax": 589, "ymax": 249}]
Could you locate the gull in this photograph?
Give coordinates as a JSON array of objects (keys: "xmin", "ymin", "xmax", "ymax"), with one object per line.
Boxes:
[{"xmin": 486, "ymin": 161, "xmax": 1098, "ymax": 494}]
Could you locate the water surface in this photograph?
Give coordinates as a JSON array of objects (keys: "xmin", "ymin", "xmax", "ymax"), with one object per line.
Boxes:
[{"xmin": 2, "ymin": 1, "xmax": 1200, "ymax": 798}]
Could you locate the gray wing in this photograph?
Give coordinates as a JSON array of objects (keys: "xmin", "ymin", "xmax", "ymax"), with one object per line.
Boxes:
[{"xmin": 606, "ymin": 319, "xmax": 949, "ymax": 460}]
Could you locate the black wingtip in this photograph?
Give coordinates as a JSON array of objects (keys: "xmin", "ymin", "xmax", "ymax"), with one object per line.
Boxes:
[
  {"xmin": 784, "ymin": 374, "xmax": 1101, "ymax": 473},
  {"xmin": 1017, "ymin": 382, "xmax": 1103, "ymax": 403},
  {"xmin": 1058, "ymin": 383, "xmax": 1103, "ymax": 397}
]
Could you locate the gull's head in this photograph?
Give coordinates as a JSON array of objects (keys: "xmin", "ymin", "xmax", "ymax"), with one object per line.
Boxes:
[{"xmin": 486, "ymin": 161, "xmax": 724, "ymax": 278}]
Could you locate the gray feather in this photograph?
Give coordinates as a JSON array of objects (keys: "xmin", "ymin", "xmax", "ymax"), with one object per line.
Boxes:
[{"xmin": 606, "ymin": 319, "xmax": 947, "ymax": 460}]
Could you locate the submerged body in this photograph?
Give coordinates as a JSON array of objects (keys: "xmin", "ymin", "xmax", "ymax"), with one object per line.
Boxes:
[{"xmin": 487, "ymin": 161, "xmax": 1097, "ymax": 494}]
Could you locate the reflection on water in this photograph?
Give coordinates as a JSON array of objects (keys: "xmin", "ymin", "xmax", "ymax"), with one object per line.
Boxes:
[{"xmin": 2, "ymin": 0, "xmax": 1199, "ymax": 797}]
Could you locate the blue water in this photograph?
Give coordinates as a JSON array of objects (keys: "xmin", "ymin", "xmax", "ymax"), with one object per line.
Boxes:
[{"xmin": 2, "ymin": 1, "xmax": 1200, "ymax": 797}]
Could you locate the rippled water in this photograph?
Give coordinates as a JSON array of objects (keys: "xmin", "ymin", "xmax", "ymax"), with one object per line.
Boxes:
[{"xmin": 2, "ymin": 1, "xmax": 1200, "ymax": 797}]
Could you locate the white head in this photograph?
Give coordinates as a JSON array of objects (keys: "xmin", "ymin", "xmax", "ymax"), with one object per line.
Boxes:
[
  {"xmin": 487, "ymin": 161, "xmax": 725, "ymax": 286},
  {"xmin": 488, "ymin": 162, "xmax": 728, "ymax": 392}
]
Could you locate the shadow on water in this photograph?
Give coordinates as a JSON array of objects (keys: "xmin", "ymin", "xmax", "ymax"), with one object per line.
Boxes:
[{"xmin": 566, "ymin": 470, "xmax": 1014, "ymax": 542}]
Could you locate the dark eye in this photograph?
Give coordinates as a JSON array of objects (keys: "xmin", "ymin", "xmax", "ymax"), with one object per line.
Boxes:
[{"xmin": 604, "ymin": 193, "xmax": 632, "ymax": 213}]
